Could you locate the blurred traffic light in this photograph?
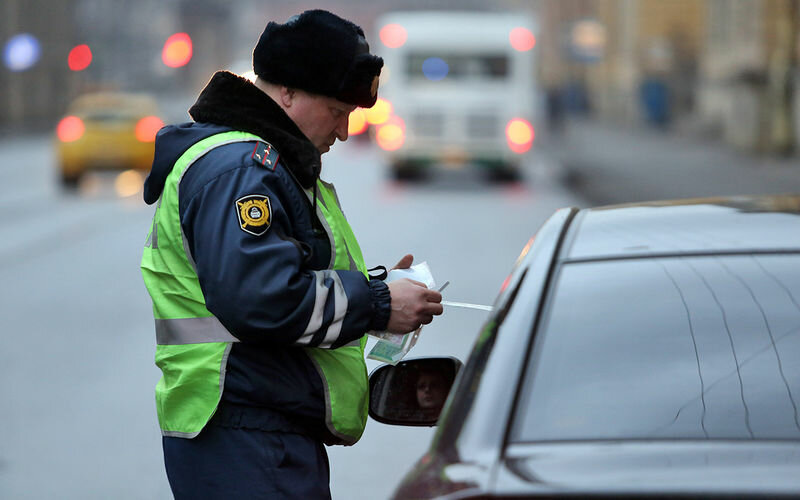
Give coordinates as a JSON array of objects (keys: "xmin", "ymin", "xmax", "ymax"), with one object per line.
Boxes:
[
  {"xmin": 3, "ymin": 33, "xmax": 41, "ymax": 72},
  {"xmin": 162, "ymin": 33, "xmax": 193, "ymax": 68},
  {"xmin": 68, "ymin": 44, "xmax": 92, "ymax": 71}
]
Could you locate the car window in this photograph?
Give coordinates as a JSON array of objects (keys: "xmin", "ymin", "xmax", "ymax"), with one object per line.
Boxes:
[{"xmin": 512, "ymin": 254, "xmax": 800, "ymax": 442}]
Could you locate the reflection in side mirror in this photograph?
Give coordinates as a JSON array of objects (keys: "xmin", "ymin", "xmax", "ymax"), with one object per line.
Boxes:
[{"xmin": 369, "ymin": 357, "xmax": 462, "ymax": 427}]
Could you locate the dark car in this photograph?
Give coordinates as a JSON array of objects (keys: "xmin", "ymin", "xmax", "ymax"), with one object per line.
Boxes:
[{"xmin": 369, "ymin": 195, "xmax": 800, "ymax": 499}]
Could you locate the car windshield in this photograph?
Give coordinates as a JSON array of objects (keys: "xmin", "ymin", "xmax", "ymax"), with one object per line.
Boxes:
[{"xmin": 512, "ymin": 254, "xmax": 800, "ymax": 442}]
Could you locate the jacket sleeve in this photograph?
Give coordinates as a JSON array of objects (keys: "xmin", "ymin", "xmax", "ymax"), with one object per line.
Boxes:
[{"xmin": 180, "ymin": 160, "xmax": 391, "ymax": 348}]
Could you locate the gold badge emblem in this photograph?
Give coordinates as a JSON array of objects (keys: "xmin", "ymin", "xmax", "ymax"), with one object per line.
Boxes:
[
  {"xmin": 370, "ymin": 75, "xmax": 380, "ymax": 98},
  {"xmin": 235, "ymin": 194, "xmax": 271, "ymax": 236}
]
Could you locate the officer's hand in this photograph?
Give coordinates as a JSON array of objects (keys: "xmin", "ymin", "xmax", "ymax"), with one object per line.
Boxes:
[
  {"xmin": 391, "ymin": 254, "xmax": 414, "ymax": 270},
  {"xmin": 386, "ymin": 278, "xmax": 443, "ymax": 334}
]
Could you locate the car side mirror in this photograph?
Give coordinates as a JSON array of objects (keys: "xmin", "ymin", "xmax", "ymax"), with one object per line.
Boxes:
[{"xmin": 368, "ymin": 357, "xmax": 462, "ymax": 427}]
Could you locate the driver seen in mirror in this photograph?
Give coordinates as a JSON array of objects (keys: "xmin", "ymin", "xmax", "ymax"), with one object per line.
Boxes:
[{"xmin": 416, "ymin": 370, "xmax": 449, "ymax": 414}]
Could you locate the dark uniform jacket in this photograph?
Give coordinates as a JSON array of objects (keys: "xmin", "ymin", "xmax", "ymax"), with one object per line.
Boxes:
[{"xmin": 143, "ymin": 70, "xmax": 391, "ymax": 441}]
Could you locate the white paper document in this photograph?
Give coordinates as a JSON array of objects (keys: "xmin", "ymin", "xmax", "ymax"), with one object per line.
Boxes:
[{"xmin": 367, "ymin": 262, "xmax": 436, "ymax": 364}]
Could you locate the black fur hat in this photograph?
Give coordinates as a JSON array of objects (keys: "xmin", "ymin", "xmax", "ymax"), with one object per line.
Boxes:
[{"xmin": 253, "ymin": 10, "xmax": 383, "ymax": 108}]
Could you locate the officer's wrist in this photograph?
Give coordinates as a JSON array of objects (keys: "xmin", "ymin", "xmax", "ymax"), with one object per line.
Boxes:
[{"xmin": 367, "ymin": 279, "xmax": 391, "ymax": 331}]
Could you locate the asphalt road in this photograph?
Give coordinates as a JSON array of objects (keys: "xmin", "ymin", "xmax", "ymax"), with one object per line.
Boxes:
[
  {"xmin": 551, "ymin": 119, "xmax": 800, "ymax": 206},
  {"xmin": 0, "ymin": 133, "xmax": 583, "ymax": 499}
]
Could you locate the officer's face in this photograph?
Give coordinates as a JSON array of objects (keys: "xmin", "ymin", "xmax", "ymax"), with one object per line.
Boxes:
[{"xmin": 286, "ymin": 90, "xmax": 356, "ymax": 154}]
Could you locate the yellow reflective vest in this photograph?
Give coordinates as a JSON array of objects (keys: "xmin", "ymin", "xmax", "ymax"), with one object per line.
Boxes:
[{"xmin": 142, "ymin": 131, "xmax": 371, "ymax": 444}]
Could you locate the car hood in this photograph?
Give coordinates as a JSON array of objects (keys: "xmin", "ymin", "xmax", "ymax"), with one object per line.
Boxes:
[{"xmin": 493, "ymin": 441, "xmax": 800, "ymax": 496}]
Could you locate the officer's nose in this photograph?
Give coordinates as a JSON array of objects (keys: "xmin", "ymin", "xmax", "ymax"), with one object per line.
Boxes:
[{"xmin": 335, "ymin": 114, "xmax": 349, "ymax": 142}]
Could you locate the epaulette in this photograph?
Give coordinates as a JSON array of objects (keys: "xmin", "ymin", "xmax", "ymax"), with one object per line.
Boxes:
[{"xmin": 250, "ymin": 141, "xmax": 280, "ymax": 171}]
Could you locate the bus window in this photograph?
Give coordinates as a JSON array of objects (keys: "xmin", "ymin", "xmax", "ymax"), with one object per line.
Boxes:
[{"xmin": 407, "ymin": 53, "xmax": 509, "ymax": 81}]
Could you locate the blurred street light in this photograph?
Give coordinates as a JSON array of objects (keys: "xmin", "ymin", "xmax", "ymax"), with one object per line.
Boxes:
[
  {"xmin": 365, "ymin": 98, "xmax": 392, "ymax": 126},
  {"xmin": 68, "ymin": 44, "xmax": 92, "ymax": 71},
  {"xmin": 348, "ymin": 108, "xmax": 368, "ymax": 136},
  {"xmin": 162, "ymin": 32, "xmax": 193, "ymax": 68},
  {"xmin": 506, "ymin": 118, "xmax": 534, "ymax": 153},
  {"xmin": 3, "ymin": 33, "xmax": 41, "ymax": 72},
  {"xmin": 567, "ymin": 19, "xmax": 606, "ymax": 63},
  {"xmin": 379, "ymin": 23, "xmax": 407, "ymax": 49},
  {"xmin": 375, "ymin": 116, "xmax": 405, "ymax": 151},
  {"xmin": 114, "ymin": 169, "xmax": 144, "ymax": 198},
  {"xmin": 422, "ymin": 57, "xmax": 449, "ymax": 81},
  {"xmin": 509, "ymin": 27, "xmax": 536, "ymax": 52}
]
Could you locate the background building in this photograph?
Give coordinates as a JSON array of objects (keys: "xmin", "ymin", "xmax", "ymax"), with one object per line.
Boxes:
[
  {"xmin": 536, "ymin": 0, "xmax": 799, "ymax": 155},
  {"xmin": 699, "ymin": 0, "xmax": 798, "ymax": 154},
  {"xmin": 1, "ymin": 0, "xmax": 798, "ymax": 156},
  {"xmin": 2, "ymin": 0, "xmax": 78, "ymax": 131}
]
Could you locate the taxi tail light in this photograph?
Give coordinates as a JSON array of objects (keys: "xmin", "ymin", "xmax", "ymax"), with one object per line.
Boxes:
[
  {"xmin": 57, "ymin": 116, "xmax": 85, "ymax": 142},
  {"xmin": 375, "ymin": 115, "xmax": 405, "ymax": 152},
  {"xmin": 506, "ymin": 118, "xmax": 534, "ymax": 154},
  {"xmin": 135, "ymin": 116, "xmax": 165, "ymax": 142}
]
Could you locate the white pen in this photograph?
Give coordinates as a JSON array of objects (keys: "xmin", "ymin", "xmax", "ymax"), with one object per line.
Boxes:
[{"xmin": 441, "ymin": 300, "xmax": 493, "ymax": 312}]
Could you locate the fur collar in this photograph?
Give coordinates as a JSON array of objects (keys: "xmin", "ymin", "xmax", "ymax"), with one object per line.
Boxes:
[{"xmin": 189, "ymin": 71, "xmax": 321, "ymax": 188}]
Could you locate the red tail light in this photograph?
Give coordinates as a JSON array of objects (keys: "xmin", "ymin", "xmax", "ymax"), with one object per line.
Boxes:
[
  {"xmin": 509, "ymin": 27, "xmax": 536, "ymax": 52},
  {"xmin": 56, "ymin": 116, "xmax": 85, "ymax": 142},
  {"xmin": 506, "ymin": 118, "xmax": 534, "ymax": 154},
  {"xmin": 135, "ymin": 116, "xmax": 164, "ymax": 142},
  {"xmin": 379, "ymin": 24, "xmax": 407, "ymax": 48}
]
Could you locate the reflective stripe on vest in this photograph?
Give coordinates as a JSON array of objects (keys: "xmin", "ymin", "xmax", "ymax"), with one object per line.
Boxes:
[
  {"xmin": 155, "ymin": 317, "xmax": 238, "ymax": 345},
  {"xmin": 142, "ymin": 133, "xmax": 371, "ymax": 444}
]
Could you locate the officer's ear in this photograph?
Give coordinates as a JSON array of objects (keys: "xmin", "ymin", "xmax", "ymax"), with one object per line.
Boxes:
[{"xmin": 278, "ymin": 86, "xmax": 297, "ymax": 108}]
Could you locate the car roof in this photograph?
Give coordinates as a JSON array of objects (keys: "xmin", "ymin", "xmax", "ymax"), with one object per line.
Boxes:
[
  {"xmin": 68, "ymin": 92, "xmax": 159, "ymax": 113},
  {"xmin": 562, "ymin": 195, "xmax": 800, "ymax": 262}
]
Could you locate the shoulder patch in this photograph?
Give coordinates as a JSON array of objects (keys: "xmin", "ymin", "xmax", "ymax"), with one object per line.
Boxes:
[
  {"xmin": 250, "ymin": 141, "xmax": 280, "ymax": 171},
  {"xmin": 235, "ymin": 194, "xmax": 272, "ymax": 236}
]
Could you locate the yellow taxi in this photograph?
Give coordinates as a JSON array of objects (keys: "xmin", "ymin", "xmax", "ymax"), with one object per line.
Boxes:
[{"xmin": 55, "ymin": 92, "xmax": 164, "ymax": 187}]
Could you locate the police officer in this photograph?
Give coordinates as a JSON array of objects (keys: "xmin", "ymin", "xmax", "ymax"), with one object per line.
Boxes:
[{"xmin": 140, "ymin": 10, "xmax": 443, "ymax": 499}]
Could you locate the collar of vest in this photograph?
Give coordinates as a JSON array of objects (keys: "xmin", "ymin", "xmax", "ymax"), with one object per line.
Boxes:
[{"xmin": 188, "ymin": 71, "xmax": 322, "ymax": 189}]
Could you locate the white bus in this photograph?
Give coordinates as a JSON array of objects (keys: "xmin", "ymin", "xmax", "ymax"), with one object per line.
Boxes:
[{"xmin": 370, "ymin": 10, "xmax": 539, "ymax": 181}]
